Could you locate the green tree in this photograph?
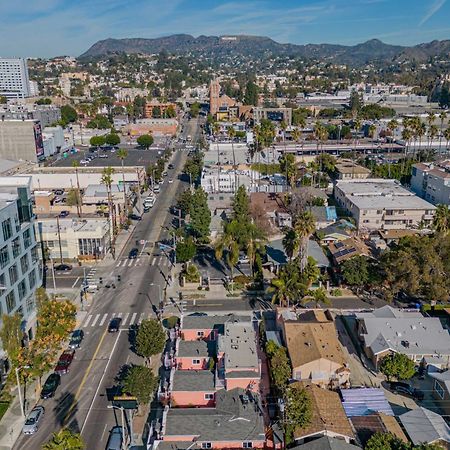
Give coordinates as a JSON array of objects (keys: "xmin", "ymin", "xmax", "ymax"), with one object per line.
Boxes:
[
  {"xmin": 122, "ymin": 365, "xmax": 158, "ymax": 405},
  {"xmin": 433, "ymin": 204, "xmax": 450, "ymax": 234},
  {"xmin": 176, "ymin": 189, "xmax": 193, "ymax": 215},
  {"xmin": 61, "ymin": 105, "xmax": 78, "ymax": 125},
  {"xmin": 365, "ymin": 432, "xmax": 408, "ymax": 450},
  {"xmin": 165, "ymin": 105, "xmax": 176, "ymax": 118},
  {"xmin": 136, "ymin": 319, "xmax": 166, "ymax": 364},
  {"xmin": 89, "ymin": 135, "xmax": 105, "ymax": 147},
  {"xmin": 215, "ymin": 229, "xmax": 240, "ymax": 293},
  {"xmin": 42, "ymin": 428, "xmax": 84, "ymax": 450},
  {"xmin": 349, "ymin": 90, "xmax": 362, "ymax": 118},
  {"xmin": 86, "ymin": 114, "xmax": 111, "ymax": 129},
  {"xmin": 104, "ymin": 133, "xmax": 120, "ymax": 146},
  {"xmin": 152, "ymin": 106, "xmax": 161, "ymax": 118},
  {"xmin": 66, "ymin": 188, "xmax": 81, "ymax": 208},
  {"xmin": 266, "ymin": 343, "xmax": 291, "ymax": 393},
  {"xmin": 293, "ymin": 212, "xmax": 315, "ymax": 272},
  {"xmin": 380, "ymin": 353, "xmax": 416, "ymax": 381},
  {"xmin": 284, "ymin": 385, "xmax": 312, "ymax": 444},
  {"xmin": 341, "ymin": 256, "xmax": 370, "ymax": 286},
  {"xmin": 137, "ymin": 134, "xmax": 154, "ymax": 149},
  {"xmin": 0, "ymin": 313, "xmax": 23, "ymax": 365},
  {"xmin": 190, "ymin": 102, "xmax": 200, "ymax": 117},
  {"xmin": 0, "ymin": 96, "xmax": 7, "ymax": 104},
  {"xmin": 279, "ymin": 153, "xmax": 297, "ymax": 187},
  {"xmin": 189, "ymin": 188, "xmax": 211, "ymax": 242},
  {"xmin": 176, "ymin": 236, "xmax": 197, "ymax": 263},
  {"xmin": 244, "ymin": 80, "xmax": 259, "ymax": 106},
  {"xmin": 35, "ymin": 98, "xmax": 52, "ymax": 105},
  {"xmin": 308, "ymin": 286, "xmax": 330, "ymax": 307}
]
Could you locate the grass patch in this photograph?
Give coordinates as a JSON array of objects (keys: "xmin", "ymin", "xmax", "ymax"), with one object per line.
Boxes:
[{"xmin": 0, "ymin": 401, "xmax": 10, "ymax": 421}]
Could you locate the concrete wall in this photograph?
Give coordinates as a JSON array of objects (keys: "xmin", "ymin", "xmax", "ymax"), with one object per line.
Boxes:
[{"xmin": 0, "ymin": 120, "xmax": 38, "ymax": 161}]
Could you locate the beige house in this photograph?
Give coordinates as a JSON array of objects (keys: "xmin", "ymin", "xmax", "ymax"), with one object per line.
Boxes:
[
  {"xmin": 281, "ymin": 310, "xmax": 350, "ymax": 388},
  {"xmin": 335, "ymin": 159, "xmax": 371, "ymax": 180}
]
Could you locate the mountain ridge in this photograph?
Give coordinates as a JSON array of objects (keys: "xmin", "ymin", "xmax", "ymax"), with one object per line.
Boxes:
[{"xmin": 79, "ymin": 34, "xmax": 450, "ymax": 65}]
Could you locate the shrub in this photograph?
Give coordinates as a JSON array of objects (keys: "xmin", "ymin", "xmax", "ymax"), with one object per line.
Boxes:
[{"xmin": 330, "ymin": 288, "xmax": 342, "ymax": 297}]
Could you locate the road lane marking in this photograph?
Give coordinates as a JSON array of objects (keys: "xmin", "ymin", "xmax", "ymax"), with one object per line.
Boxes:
[
  {"xmin": 83, "ymin": 315, "xmax": 92, "ymax": 327},
  {"xmin": 130, "ymin": 312, "xmax": 137, "ymax": 325},
  {"xmin": 99, "ymin": 313, "xmax": 108, "ymax": 327},
  {"xmin": 80, "ymin": 329, "xmax": 122, "ymax": 433},
  {"xmin": 127, "ymin": 259, "xmax": 134, "ymax": 267},
  {"xmin": 91, "ymin": 314, "xmax": 101, "ymax": 327},
  {"xmin": 116, "ymin": 260, "xmax": 123, "ymax": 267},
  {"xmin": 64, "ymin": 326, "xmax": 109, "ymax": 425},
  {"xmin": 138, "ymin": 313, "xmax": 145, "ymax": 324},
  {"xmin": 151, "ymin": 258, "xmax": 156, "ymax": 266},
  {"xmin": 122, "ymin": 313, "xmax": 129, "ymax": 326},
  {"xmin": 136, "ymin": 258, "xmax": 141, "ymax": 265},
  {"xmin": 71, "ymin": 277, "xmax": 80, "ymax": 288}
]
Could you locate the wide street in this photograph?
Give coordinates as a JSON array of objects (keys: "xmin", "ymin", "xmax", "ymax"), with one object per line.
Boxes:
[{"xmin": 13, "ymin": 118, "xmax": 200, "ymax": 450}]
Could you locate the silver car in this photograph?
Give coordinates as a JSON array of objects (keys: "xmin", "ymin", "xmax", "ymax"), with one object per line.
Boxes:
[{"xmin": 22, "ymin": 406, "xmax": 45, "ymax": 435}]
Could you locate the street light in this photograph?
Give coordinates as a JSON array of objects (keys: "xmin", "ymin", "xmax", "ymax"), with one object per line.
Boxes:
[
  {"xmin": 107, "ymin": 405, "xmax": 127, "ymax": 450},
  {"xmin": 149, "ymin": 282, "xmax": 162, "ymax": 308},
  {"xmin": 15, "ymin": 365, "xmax": 30, "ymax": 418}
]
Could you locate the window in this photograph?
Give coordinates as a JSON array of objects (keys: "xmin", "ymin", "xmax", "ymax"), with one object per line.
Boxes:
[
  {"xmin": 28, "ymin": 269, "xmax": 36, "ymax": 289},
  {"xmin": 0, "ymin": 245, "xmax": 9, "ymax": 269},
  {"xmin": 45, "ymin": 240, "xmax": 55, "ymax": 248},
  {"xmin": 12, "ymin": 237, "xmax": 21, "ymax": 258},
  {"xmin": 20, "ymin": 254, "xmax": 29, "ymax": 274},
  {"xmin": 9, "ymin": 264, "xmax": 18, "ymax": 284},
  {"xmin": 193, "ymin": 359, "xmax": 201, "ymax": 365},
  {"xmin": 435, "ymin": 380, "xmax": 445, "ymax": 399},
  {"xmin": 26, "ymin": 295, "xmax": 35, "ymax": 314},
  {"xmin": 30, "ymin": 245, "xmax": 39, "ymax": 264},
  {"xmin": 5, "ymin": 290, "xmax": 16, "ymax": 313},
  {"xmin": 17, "ymin": 279, "xmax": 27, "ymax": 300},
  {"xmin": 243, "ymin": 443, "xmax": 253, "ymax": 449},
  {"xmin": 204, "ymin": 393, "xmax": 214, "ymax": 400},
  {"xmin": 376, "ymin": 210, "xmax": 383, "ymax": 215},
  {"xmin": 2, "ymin": 218, "xmax": 12, "ymax": 241},
  {"xmin": 197, "ymin": 331, "xmax": 204, "ymax": 337},
  {"xmin": 201, "ymin": 443, "xmax": 212, "ymax": 449},
  {"xmin": 23, "ymin": 229, "xmax": 31, "ymax": 248},
  {"xmin": 0, "ymin": 272, "xmax": 5, "ymax": 287}
]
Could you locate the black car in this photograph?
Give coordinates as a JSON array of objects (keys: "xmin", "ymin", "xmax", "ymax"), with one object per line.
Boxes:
[
  {"xmin": 54, "ymin": 263, "xmax": 72, "ymax": 273},
  {"xmin": 168, "ymin": 164, "xmax": 174, "ymax": 170},
  {"xmin": 128, "ymin": 214, "xmax": 142, "ymax": 221},
  {"xmin": 68, "ymin": 329, "xmax": 84, "ymax": 349},
  {"xmin": 389, "ymin": 381, "xmax": 424, "ymax": 400},
  {"xmin": 128, "ymin": 248, "xmax": 139, "ymax": 259},
  {"xmin": 108, "ymin": 317, "xmax": 122, "ymax": 332},
  {"xmin": 59, "ymin": 210, "xmax": 70, "ymax": 218},
  {"xmin": 40, "ymin": 373, "xmax": 60, "ymax": 399}
]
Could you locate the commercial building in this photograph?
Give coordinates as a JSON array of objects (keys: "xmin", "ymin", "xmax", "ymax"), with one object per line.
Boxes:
[
  {"xmin": 0, "ymin": 58, "xmax": 31, "ymax": 99},
  {"xmin": 0, "ymin": 103, "xmax": 61, "ymax": 127},
  {"xmin": 253, "ymin": 107, "xmax": 292, "ymax": 126},
  {"xmin": 144, "ymin": 99, "xmax": 176, "ymax": 119},
  {"xmin": 201, "ymin": 168, "xmax": 252, "ymax": 194},
  {"xmin": 0, "ymin": 176, "xmax": 42, "ymax": 374},
  {"xmin": 334, "ymin": 179, "xmax": 436, "ymax": 230},
  {"xmin": 123, "ymin": 118, "xmax": 178, "ymax": 137},
  {"xmin": 410, "ymin": 161, "xmax": 450, "ymax": 205},
  {"xmin": 37, "ymin": 217, "xmax": 110, "ymax": 261}
]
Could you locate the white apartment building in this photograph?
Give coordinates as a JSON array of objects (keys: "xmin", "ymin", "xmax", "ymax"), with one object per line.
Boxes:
[
  {"xmin": 201, "ymin": 168, "xmax": 253, "ymax": 194},
  {"xmin": 0, "ymin": 177, "xmax": 42, "ymax": 373},
  {"xmin": 410, "ymin": 161, "xmax": 450, "ymax": 206},
  {"xmin": 0, "ymin": 58, "xmax": 31, "ymax": 99},
  {"xmin": 334, "ymin": 179, "xmax": 436, "ymax": 231}
]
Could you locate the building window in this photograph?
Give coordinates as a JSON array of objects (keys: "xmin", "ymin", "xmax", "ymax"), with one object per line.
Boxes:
[
  {"xmin": 5, "ymin": 290, "xmax": 16, "ymax": 313},
  {"xmin": 0, "ymin": 245, "xmax": 9, "ymax": 269},
  {"xmin": 17, "ymin": 279, "xmax": 27, "ymax": 300},
  {"xmin": 204, "ymin": 393, "xmax": 214, "ymax": 400},
  {"xmin": 197, "ymin": 331, "xmax": 204, "ymax": 337},
  {"xmin": 28, "ymin": 269, "xmax": 36, "ymax": 289},
  {"xmin": 9, "ymin": 264, "xmax": 18, "ymax": 284},
  {"xmin": 20, "ymin": 254, "xmax": 29, "ymax": 274},
  {"xmin": 78, "ymin": 238, "xmax": 104, "ymax": 256},
  {"xmin": 243, "ymin": 443, "xmax": 253, "ymax": 449},
  {"xmin": 2, "ymin": 218, "xmax": 12, "ymax": 241},
  {"xmin": 193, "ymin": 359, "xmax": 201, "ymax": 365},
  {"xmin": 0, "ymin": 272, "xmax": 5, "ymax": 288},
  {"xmin": 201, "ymin": 443, "xmax": 212, "ymax": 449},
  {"xmin": 434, "ymin": 380, "xmax": 445, "ymax": 400},
  {"xmin": 12, "ymin": 237, "xmax": 21, "ymax": 258},
  {"xmin": 23, "ymin": 229, "xmax": 32, "ymax": 248},
  {"xmin": 45, "ymin": 240, "xmax": 55, "ymax": 248},
  {"xmin": 30, "ymin": 245, "xmax": 39, "ymax": 264},
  {"xmin": 26, "ymin": 295, "xmax": 35, "ymax": 314}
]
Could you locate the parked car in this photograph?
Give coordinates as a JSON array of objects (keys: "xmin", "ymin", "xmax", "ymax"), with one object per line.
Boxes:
[
  {"xmin": 53, "ymin": 189, "xmax": 64, "ymax": 196},
  {"xmin": 153, "ymin": 185, "xmax": 160, "ymax": 193},
  {"xmin": 128, "ymin": 214, "xmax": 141, "ymax": 221},
  {"xmin": 168, "ymin": 164, "xmax": 174, "ymax": 170},
  {"xmin": 237, "ymin": 254, "xmax": 250, "ymax": 265},
  {"xmin": 59, "ymin": 210, "xmax": 70, "ymax": 218},
  {"xmin": 389, "ymin": 381, "xmax": 424, "ymax": 400},
  {"xmin": 68, "ymin": 329, "xmax": 84, "ymax": 349},
  {"xmin": 40, "ymin": 373, "xmax": 60, "ymax": 399},
  {"xmin": 108, "ymin": 317, "xmax": 122, "ymax": 333},
  {"xmin": 105, "ymin": 426, "xmax": 123, "ymax": 450},
  {"xmin": 54, "ymin": 349, "xmax": 75, "ymax": 375},
  {"xmin": 54, "ymin": 264, "xmax": 72, "ymax": 274},
  {"xmin": 22, "ymin": 406, "xmax": 45, "ymax": 435},
  {"xmin": 128, "ymin": 248, "xmax": 138, "ymax": 259},
  {"xmin": 99, "ymin": 153, "xmax": 108, "ymax": 159},
  {"xmin": 168, "ymin": 179, "xmax": 173, "ymax": 184}
]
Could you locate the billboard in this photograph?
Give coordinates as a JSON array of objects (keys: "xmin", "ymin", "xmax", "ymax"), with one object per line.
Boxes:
[{"xmin": 33, "ymin": 122, "xmax": 44, "ymax": 158}]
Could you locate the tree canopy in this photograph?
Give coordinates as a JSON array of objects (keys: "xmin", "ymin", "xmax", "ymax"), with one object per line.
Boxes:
[
  {"xmin": 137, "ymin": 134, "xmax": 154, "ymax": 148},
  {"xmin": 136, "ymin": 319, "xmax": 166, "ymax": 363},
  {"xmin": 42, "ymin": 428, "xmax": 84, "ymax": 450},
  {"xmin": 284, "ymin": 385, "xmax": 312, "ymax": 444},
  {"xmin": 379, "ymin": 353, "xmax": 416, "ymax": 381},
  {"xmin": 60, "ymin": 104, "xmax": 78, "ymax": 126},
  {"xmin": 189, "ymin": 187, "xmax": 211, "ymax": 242},
  {"xmin": 121, "ymin": 365, "xmax": 158, "ymax": 405}
]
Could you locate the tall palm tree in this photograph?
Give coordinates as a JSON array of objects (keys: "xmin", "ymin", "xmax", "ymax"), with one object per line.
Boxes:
[
  {"xmin": 368, "ymin": 124, "xmax": 377, "ymax": 156},
  {"xmin": 294, "ymin": 211, "xmax": 315, "ymax": 272},
  {"xmin": 429, "ymin": 124, "xmax": 439, "ymax": 152},
  {"xmin": 433, "ymin": 204, "xmax": 450, "ymax": 234},
  {"xmin": 387, "ymin": 119, "xmax": 398, "ymax": 159},
  {"xmin": 101, "ymin": 166, "xmax": 116, "ymax": 258},
  {"xmin": 401, "ymin": 127, "xmax": 412, "ymax": 175},
  {"xmin": 438, "ymin": 111, "xmax": 447, "ymax": 156},
  {"xmin": 71, "ymin": 160, "xmax": 82, "ymax": 218},
  {"xmin": 307, "ymin": 286, "xmax": 330, "ymax": 308},
  {"xmin": 282, "ymin": 228, "xmax": 299, "ymax": 261},
  {"xmin": 215, "ymin": 230, "xmax": 239, "ymax": 293},
  {"xmin": 227, "ymin": 126, "xmax": 237, "ymax": 192},
  {"xmin": 117, "ymin": 148, "xmax": 129, "ymax": 219},
  {"xmin": 267, "ymin": 275, "xmax": 292, "ymax": 307},
  {"xmin": 444, "ymin": 127, "xmax": 450, "ymax": 153},
  {"xmin": 416, "ymin": 121, "xmax": 426, "ymax": 161}
]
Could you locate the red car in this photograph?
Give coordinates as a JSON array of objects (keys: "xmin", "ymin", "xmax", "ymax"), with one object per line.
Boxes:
[{"xmin": 54, "ymin": 349, "xmax": 75, "ymax": 375}]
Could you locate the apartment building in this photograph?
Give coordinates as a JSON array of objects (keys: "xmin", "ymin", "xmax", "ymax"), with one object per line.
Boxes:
[
  {"xmin": 0, "ymin": 177, "xmax": 42, "ymax": 374},
  {"xmin": 334, "ymin": 179, "xmax": 436, "ymax": 230},
  {"xmin": 0, "ymin": 58, "xmax": 31, "ymax": 99},
  {"xmin": 410, "ymin": 161, "xmax": 450, "ymax": 205}
]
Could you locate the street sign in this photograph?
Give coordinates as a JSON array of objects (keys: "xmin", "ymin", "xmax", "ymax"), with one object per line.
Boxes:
[{"xmin": 112, "ymin": 395, "xmax": 138, "ymax": 410}]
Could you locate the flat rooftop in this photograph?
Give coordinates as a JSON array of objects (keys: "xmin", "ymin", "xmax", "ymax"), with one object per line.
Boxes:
[{"xmin": 38, "ymin": 217, "xmax": 109, "ymax": 233}]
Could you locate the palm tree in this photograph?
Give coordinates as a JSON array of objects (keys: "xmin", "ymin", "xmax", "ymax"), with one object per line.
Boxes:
[
  {"xmin": 401, "ymin": 127, "xmax": 412, "ymax": 175},
  {"xmin": 282, "ymin": 228, "xmax": 300, "ymax": 261},
  {"xmin": 387, "ymin": 119, "xmax": 398, "ymax": 159},
  {"xmin": 416, "ymin": 121, "xmax": 426, "ymax": 161},
  {"xmin": 294, "ymin": 211, "xmax": 315, "ymax": 272},
  {"xmin": 307, "ymin": 286, "xmax": 330, "ymax": 308},
  {"xmin": 71, "ymin": 160, "xmax": 82, "ymax": 218},
  {"xmin": 42, "ymin": 428, "xmax": 84, "ymax": 450},
  {"xmin": 227, "ymin": 126, "xmax": 237, "ymax": 192},
  {"xmin": 101, "ymin": 166, "xmax": 116, "ymax": 258},
  {"xmin": 444, "ymin": 127, "xmax": 450, "ymax": 154},
  {"xmin": 267, "ymin": 275, "xmax": 292, "ymax": 307},
  {"xmin": 433, "ymin": 204, "xmax": 450, "ymax": 234},
  {"xmin": 215, "ymin": 230, "xmax": 239, "ymax": 294},
  {"xmin": 429, "ymin": 124, "xmax": 438, "ymax": 152},
  {"xmin": 117, "ymin": 148, "xmax": 128, "ymax": 219},
  {"xmin": 438, "ymin": 111, "xmax": 447, "ymax": 156}
]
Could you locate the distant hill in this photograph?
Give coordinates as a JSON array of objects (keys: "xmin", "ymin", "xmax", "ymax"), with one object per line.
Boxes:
[{"xmin": 79, "ymin": 34, "xmax": 450, "ymax": 65}]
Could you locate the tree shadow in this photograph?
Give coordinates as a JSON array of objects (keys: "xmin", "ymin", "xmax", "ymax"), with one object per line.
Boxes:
[
  {"xmin": 53, "ymin": 391, "xmax": 80, "ymax": 433},
  {"xmin": 128, "ymin": 324, "xmax": 138, "ymax": 353}
]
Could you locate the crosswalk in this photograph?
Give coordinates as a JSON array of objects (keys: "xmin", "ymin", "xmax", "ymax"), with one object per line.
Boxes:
[
  {"xmin": 81, "ymin": 311, "xmax": 152, "ymax": 329},
  {"xmin": 115, "ymin": 255, "xmax": 172, "ymax": 268}
]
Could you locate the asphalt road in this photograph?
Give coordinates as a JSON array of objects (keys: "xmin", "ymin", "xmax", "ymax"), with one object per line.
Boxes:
[{"xmin": 13, "ymin": 118, "xmax": 199, "ymax": 450}]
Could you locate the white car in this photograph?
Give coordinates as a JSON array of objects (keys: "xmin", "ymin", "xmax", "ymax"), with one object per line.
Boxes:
[
  {"xmin": 99, "ymin": 154, "xmax": 108, "ymax": 159},
  {"xmin": 22, "ymin": 406, "xmax": 45, "ymax": 435},
  {"xmin": 80, "ymin": 159, "xmax": 89, "ymax": 164},
  {"xmin": 168, "ymin": 179, "xmax": 173, "ymax": 184}
]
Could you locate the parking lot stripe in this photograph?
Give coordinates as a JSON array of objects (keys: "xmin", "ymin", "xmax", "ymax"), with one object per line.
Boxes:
[
  {"xmin": 129, "ymin": 312, "xmax": 137, "ymax": 325},
  {"xmin": 83, "ymin": 315, "xmax": 92, "ymax": 327},
  {"xmin": 122, "ymin": 313, "xmax": 130, "ymax": 326},
  {"xmin": 90, "ymin": 314, "xmax": 101, "ymax": 327},
  {"xmin": 99, "ymin": 313, "xmax": 108, "ymax": 327},
  {"xmin": 71, "ymin": 277, "xmax": 80, "ymax": 288}
]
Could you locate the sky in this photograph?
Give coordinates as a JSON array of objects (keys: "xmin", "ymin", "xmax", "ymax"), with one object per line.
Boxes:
[{"xmin": 1, "ymin": 0, "xmax": 450, "ymax": 57}]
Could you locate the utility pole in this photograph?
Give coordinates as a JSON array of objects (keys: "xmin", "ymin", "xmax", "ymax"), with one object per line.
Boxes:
[
  {"xmin": 56, "ymin": 216, "xmax": 63, "ymax": 263},
  {"xmin": 15, "ymin": 368, "xmax": 25, "ymax": 418}
]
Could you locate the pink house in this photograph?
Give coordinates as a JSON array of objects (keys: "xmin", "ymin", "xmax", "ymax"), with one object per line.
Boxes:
[
  {"xmin": 171, "ymin": 370, "xmax": 216, "ymax": 407},
  {"xmin": 176, "ymin": 340, "xmax": 212, "ymax": 370}
]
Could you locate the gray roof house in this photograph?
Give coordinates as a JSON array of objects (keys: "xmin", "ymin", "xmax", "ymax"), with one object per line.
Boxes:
[
  {"xmin": 291, "ymin": 436, "xmax": 360, "ymax": 450},
  {"xmin": 355, "ymin": 306, "xmax": 450, "ymax": 369},
  {"xmin": 429, "ymin": 370, "xmax": 450, "ymax": 417},
  {"xmin": 172, "ymin": 370, "xmax": 216, "ymax": 392},
  {"xmin": 399, "ymin": 407, "xmax": 450, "ymax": 447}
]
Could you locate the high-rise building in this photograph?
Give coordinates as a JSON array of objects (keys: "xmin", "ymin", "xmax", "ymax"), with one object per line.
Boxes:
[{"xmin": 0, "ymin": 58, "xmax": 31, "ymax": 99}]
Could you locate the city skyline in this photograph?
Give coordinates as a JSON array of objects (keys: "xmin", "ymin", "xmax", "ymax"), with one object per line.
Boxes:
[{"xmin": 0, "ymin": 0, "xmax": 449, "ymax": 57}]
